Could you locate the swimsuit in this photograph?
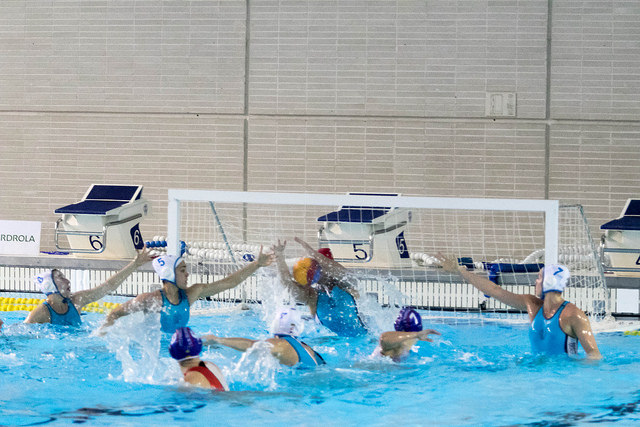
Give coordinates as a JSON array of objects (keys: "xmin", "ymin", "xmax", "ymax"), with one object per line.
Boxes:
[
  {"xmin": 159, "ymin": 289, "xmax": 190, "ymax": 334},
  {"xmin": 274, "ymin": 334, "xmax": 326, "ymax": 367},
  {"xmin": 529, "ymin": 301, "xmax": 578, "ymax": 356},
  {"xmin": 185, "ymin": 361, "xmax": 227, "ymax": 391},
  {"xmin": 316, "ymin": 286, "xmax": 367, "ymax": 337},
  {"xmin": 43, "ymin": 300, "xmax": 82, "ymax": 326}
]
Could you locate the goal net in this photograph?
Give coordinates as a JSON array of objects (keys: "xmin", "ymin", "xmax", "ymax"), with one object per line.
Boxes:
[{"xmin": 164, "ymin": 190, "xmax": 609, "ymax": 323}]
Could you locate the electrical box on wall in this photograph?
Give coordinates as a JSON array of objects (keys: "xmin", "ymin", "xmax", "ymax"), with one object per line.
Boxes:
[{"xmin": 485, "ymin": 92, "xmax": 516, "ymax": 117}]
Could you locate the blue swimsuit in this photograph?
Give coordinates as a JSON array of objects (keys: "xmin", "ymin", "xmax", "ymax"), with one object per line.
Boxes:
[
  {"xmin": 44, "ymin": 301, "xmax": 82, "ymax": 327},
  {"xmin": 529, "ymin": 301, "xmax": 578, "ymax": 356},
  {"xmin": 275, "ymin": 334, "xmax": 325, "ymax": 367},
  {"xmin": 315, "ymin": 287, "xmax": 367, "ymax": 337},
  {"xmin": 159, "ymin": 289, "xmax": 190, "ymax": 334}
]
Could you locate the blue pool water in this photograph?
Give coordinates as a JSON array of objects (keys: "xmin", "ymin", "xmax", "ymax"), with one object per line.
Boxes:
[{"xmin": 1, "ymin": 306, "xmax": 640, "ymax": 426}]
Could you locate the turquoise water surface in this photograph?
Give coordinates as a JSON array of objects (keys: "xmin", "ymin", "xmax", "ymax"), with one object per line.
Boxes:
[{"xmin": 1, "ymin": 305, "xmax": 639, "ymax": 426}]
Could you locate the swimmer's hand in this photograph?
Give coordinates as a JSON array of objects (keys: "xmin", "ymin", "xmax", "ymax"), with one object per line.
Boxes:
[
  {"xmin": 134, "ymin": 247, "xmax": 157, "ymax": 266},
  {"xmin": 435, "ymin": 252, "xmax": 463, "ymax": 274},
  {"xmin": 271, "ymin": 239, "xmax": 286, "ymax": 256},
  {"xmin": 255, "ymin": 246, "xmax": 275, "ymax": 267},
  {"xmin": 417, "ymin": 329, "xmax": 441, "ymax": 342}
]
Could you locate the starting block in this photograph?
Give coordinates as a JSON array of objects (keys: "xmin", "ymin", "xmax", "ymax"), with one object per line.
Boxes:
[
  {"xmin": 54, "ymin": 184, "xmax": 150, "ymax": 259},
  {"xmin": 600, "ymin": 198, "xmax": 640, "ymax": 276},
  {"xmin": 317, "ymin": 193, "xmax": 412, "ymax": 268}
]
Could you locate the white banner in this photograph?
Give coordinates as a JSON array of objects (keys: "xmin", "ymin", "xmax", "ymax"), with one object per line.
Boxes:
[{"xmin": 0, "ymin": 220, "xmax": 41, "ymax": 256}]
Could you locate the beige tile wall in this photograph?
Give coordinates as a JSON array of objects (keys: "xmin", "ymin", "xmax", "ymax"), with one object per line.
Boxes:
[{"xmin": 0, "ymin": 1, "xmax": 639, "ymax": 252}]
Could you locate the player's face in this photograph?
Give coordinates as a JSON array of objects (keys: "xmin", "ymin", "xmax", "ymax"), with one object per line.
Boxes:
[{"xmin": 175, "ymin": 261, "xmax": 189, "ymax": 288}]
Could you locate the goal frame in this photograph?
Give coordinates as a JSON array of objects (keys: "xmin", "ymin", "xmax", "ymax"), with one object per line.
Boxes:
[{"xmin": 167, "ymin": 189, "xmax": 560, "ymax": 267}]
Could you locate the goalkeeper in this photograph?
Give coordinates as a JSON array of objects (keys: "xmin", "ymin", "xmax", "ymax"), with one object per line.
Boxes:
[{"xmin": 272, "ymin": 238, "xmax": 368, "ymax": 337}]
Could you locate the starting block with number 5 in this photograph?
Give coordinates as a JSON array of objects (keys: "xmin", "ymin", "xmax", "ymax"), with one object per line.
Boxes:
[
  {"xmin": 54, "ymin": 184, "xmax": 150, "ymax": 259},
  {"xmin": 317, "ymin": 193, "xmax": 412, "ymax": 268}
]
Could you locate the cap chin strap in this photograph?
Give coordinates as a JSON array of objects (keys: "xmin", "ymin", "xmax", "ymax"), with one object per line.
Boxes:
[{"xmin": 541, "ymin": 290, "xmax": 562, "ymax": 300}]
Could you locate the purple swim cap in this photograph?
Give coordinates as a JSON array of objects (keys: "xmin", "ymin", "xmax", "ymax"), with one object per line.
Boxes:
[
  {"xmin": 169, "ymin": 327, "xmax": 203, "ymax": 361},
  {"xmin": 394, "ymin": 307, "xmax": 422, "ymax": 332}
]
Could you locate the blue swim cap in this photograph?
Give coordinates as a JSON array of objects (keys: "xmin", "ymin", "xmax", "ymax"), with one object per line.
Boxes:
[
  {"xmin": 394, "ymin": 307, "xmax": 422, "ymax": 332},
  {"xmin": 169, "ymin": 327, "xmax": 202, "ymax": 361}
]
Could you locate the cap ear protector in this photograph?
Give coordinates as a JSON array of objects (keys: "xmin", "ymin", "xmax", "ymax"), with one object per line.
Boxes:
[
  {"xmin": 34, "ymin": 270, "xmax": 59, "ymax": 296},
  {"xmin": 293, "ymin": 258, "xmax": 321, "ymax": 286},
  {"xmin": 169, "ymin": 327, "xmax": 203, "ymax": 361},
  {"xmin": 394, "ymin": 307, "xmax": 423, "ymax": 332}
]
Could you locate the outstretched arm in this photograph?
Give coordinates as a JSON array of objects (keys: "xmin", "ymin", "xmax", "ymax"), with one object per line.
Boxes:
[
  {"xmin": 201, "ymin": 334, "xmax": 258, "ymax": 352},
  {"xmin": 73, "ymin": 248, "xmax": 156, "ymax": 309},
  {"xmin": 187, "ymin": 246, "xmax": 275, "ymax": 302},
  {"xmin": 294, "ymin": 237, "xmax": 350, "ymax": 277},
  {"xmin": 379, "ymin": 329, "xmax": 441, "ymax": 353},
  {"xmin": 98, "ymin": 291, "xmax": 160, "ymax": 332},
  {"xmin": 435, "ymin": 252, "xmax": 532, "ymax": 311}
]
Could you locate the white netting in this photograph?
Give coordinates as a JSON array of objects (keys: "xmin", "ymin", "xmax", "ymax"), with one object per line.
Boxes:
[{"xmin": 164, "ymin": 192, "xmax": 609, "ymax": 322}]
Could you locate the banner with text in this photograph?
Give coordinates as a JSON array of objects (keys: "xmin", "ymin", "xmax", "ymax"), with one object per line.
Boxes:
[{"xmin": 0, "ymin": 220, "xmax": 41, "ymax": 256}]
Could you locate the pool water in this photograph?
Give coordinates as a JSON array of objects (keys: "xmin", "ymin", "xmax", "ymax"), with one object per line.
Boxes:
[{"xmin": 1, "ymin": 306, "xmax": 639, "ymax": 426}]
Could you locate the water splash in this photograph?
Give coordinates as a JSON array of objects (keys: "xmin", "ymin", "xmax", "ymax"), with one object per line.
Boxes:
[
  {"xmin": 228, "ymin": 341, "xmax": 282, "ymax": 391},
  {"xmin": 101, "ymin": 312, "xmax": 180, "ymax": 385}
]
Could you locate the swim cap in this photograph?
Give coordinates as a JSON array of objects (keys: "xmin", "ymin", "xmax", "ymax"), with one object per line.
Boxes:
[
  {"xmin": 153, "ymin": 255, "xmax": 184, "ymax": 285},
  {"xmin": 542, "ymin": 264, "xmax": 570, "ymax": 295},
  {"xmin": 33, "ymin": 270, "xmax": 58, "ymax": 296},
  {"xmin": 270, "ymin": 307, "xmax": 303, "ymax": 336},
  {"xmin": 394, "ymin": 307, "xmax": 422, "ymax": 332},
  {"xmin": 318, "ymin": 248, "xmax": 334, "ymax": 260},
  {"xmin": 293, "ymin": 258, "xmax": 321, "ymax": 286},
  {"xmin": 169, "ymin": 327, "xmax": 203, "ymax": 361}
]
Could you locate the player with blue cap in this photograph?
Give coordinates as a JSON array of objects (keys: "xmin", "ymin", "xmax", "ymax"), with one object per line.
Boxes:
[
  {"xmin": 372, "ymin": 307, "xmax": 441, "ymax": 361},
  {"xmin": 100, "ymin": 247, "xmax": 274, "ymax": 334},
  {"xmin": 170, "ymin": 327, "xmax": 229, "ymax": 391},
  {"xmin": 436, "ymin": 253, "xmax": 601, "ymax": 360}
]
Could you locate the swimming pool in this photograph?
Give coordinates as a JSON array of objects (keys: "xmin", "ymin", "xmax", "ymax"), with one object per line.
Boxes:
[{"xmin": 1, "ymin": 304, "xmax": 639, "ymax": 426}]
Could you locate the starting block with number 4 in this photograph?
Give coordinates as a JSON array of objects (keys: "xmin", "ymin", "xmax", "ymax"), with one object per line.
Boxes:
[
  {"xmin": 54, "ymin": 184, "xmax": 150, "ymax": 259},
  {"xmin": 317, "ymin": 193, "xmax": 412, "ymax": 268}
]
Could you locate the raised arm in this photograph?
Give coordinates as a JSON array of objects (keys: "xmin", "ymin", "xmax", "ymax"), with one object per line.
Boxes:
[
  {"xmin": 201, "ymin": 334, "xmax": 258, "ymax": 352},
  {"xmin": 73, "ymin": 248, "xmax": 156, "ymax": 309},
  {"xmin": 294, "ymin": 237, "xmax": 350, "ymax": 277},
  {"xmin": 187, "ymin": 246, "xmax": 274, "ymax": 302},
  {"xmin": 435, "ymin": 252, "xmax": 532, "ymax": 311}
]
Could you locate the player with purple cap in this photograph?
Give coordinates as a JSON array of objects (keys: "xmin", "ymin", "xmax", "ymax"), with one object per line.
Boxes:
[
  {"xmin": 169, "ymin": 327, "xmax": 228, "ymax": 391},
  {"xmin": 373, "ymin": 307, "xmax": 441, "ymax": 361},
  {"xmin": 436, "ymin": 253, "xmax": 601, "ymax": 359}
]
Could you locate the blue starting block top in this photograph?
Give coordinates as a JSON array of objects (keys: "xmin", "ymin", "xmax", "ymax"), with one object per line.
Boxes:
[
  {"xmin": 601, "ymin": 199, "xmax": 640, "ymax": 231},
  {"xmin": 55, "ymin": 185, "xmax": 143, "ymax": 216},
  {"xmin": 317, "ymin": 206, "xmax": 391, "ymax": 223},
  {"xmin": 317, "ymin": 192, "xmax": 400, "ymax": 223}
]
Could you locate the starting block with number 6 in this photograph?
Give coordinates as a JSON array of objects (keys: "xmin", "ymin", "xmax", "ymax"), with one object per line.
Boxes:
[
  {"xmin": 54, "ymin": 184, "xmax": 150, "ymax": 259},
  {"xmin": 317, "ymin": 193, "xmax": 412, "ymax": 268}
]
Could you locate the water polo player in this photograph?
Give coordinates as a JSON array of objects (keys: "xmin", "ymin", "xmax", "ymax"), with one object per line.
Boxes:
[
  {"xmin": 436, "ymin": 253, "xmax": 601, "ymax": 359},
  {"xmin": 25, "ymin": 248, "xmax": 155, "ymax": 326},
  {"xmin": 373, "ymin": 307, "xmax": 441, "ymax": 361},
  {"xmin": 272, "ymin": 238, "xmax": 368, "ymax": 337},
  {"xmin": 100, "ymin": 247, "xmax": 274, "ymax": 334}
]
